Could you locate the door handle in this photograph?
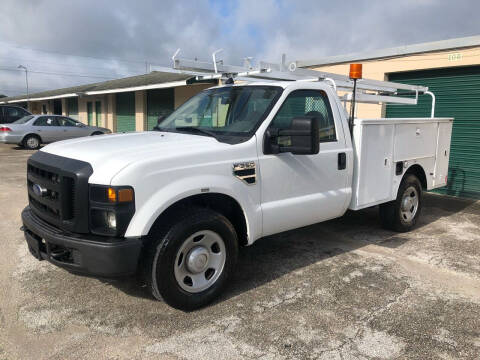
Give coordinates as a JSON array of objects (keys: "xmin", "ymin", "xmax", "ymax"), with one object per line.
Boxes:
[{"xmin": 338, "ymin": 152, "xmax": 346, "ymax": 170}]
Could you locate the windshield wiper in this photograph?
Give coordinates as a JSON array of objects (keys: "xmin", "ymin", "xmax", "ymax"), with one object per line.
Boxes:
[{"xmin": 174, "ymin": 126, "xmax": 218, "ymax": 139}]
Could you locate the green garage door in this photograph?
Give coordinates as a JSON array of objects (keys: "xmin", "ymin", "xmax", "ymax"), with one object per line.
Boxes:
[
  {"xmin": 67, "ymin": 97, "xmax": 78, "ymax": 120},
  {"xmin": 386, "ymin": 66, "xmax": 480, "ymax": 199},
  {"xmin": 146, "ymin": 88, "xmax": 174, "ymax": 130},
  {"xmin": 95, "ymin": 101, "xmax": 102, "ymax": 127},
  {"xmin": 116, "ymin": 92, "xmax": 136, "ymax": 132},
  {"xmin": 87, "ymin": 102, "xmax": 93, "ymax": 126}
]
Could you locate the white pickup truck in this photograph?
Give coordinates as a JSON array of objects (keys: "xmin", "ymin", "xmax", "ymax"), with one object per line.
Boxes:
[{"xmin": 21, "ymin": 62, "xmax": 453, "ymax": 310}]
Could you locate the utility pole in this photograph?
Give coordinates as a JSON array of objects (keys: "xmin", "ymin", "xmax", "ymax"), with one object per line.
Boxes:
[{"xmin": 18, "ymin": 65, "xmax": 29, "ymax": 109}]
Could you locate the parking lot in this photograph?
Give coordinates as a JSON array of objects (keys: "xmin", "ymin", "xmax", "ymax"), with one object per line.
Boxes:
[{"xmin": 0, "ymin": 143, "xmax": 479, "ymax": 360}]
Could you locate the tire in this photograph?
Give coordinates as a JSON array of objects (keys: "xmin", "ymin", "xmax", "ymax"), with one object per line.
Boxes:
[
  {"xmin": 379, "ymin": 174, "xmax": 422, "ymax": 232},
  {"xmin": 91, "ymin": 131, "xmax": 103, "ymax": 136},
  {"xmin": 144, "ymin": 208, "xmax": 239, "ymax": 311},
  {"xmin": 23, "ymin": 134, "xmax": 41, "ymax": 150}
]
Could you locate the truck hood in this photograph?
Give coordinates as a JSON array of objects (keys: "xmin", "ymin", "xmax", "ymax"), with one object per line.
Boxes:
[{"xmin": 41, "ymin": 131, "xmax": 231, "ymax": 183}]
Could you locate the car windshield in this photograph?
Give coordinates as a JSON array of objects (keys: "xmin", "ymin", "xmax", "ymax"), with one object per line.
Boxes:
[
  {"xmin": 158, "ymin": 86, "xmax": 282, "ymax": 137},
  {"xmin": 13, "ymin": 115, "xmax": 34, "ymax": 124}
]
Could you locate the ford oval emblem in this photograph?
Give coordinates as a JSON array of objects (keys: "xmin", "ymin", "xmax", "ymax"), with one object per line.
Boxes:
[{"xmin": 32, "ymin": 183, "xmax": 47, "ymax": 197}]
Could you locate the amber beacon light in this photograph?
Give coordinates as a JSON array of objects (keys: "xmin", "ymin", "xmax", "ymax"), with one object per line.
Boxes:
[
  {"xmin": 348, "ymin": 63, "xmax": 362, "ymax": 134},
  {"xmin": 349, "ymin": 63, "xmax": 363, "ymax": 79}
]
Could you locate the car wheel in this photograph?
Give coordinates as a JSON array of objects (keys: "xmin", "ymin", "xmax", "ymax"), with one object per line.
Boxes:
[
  {"xmin": 23, "ymin": 135, "xmax": 41, "ymax": 150},
  {"xmin": 144, "ymin": 208, "xmax": 238, "ymax": 311},
  {"xmin": 379, "ymin": 174, "xmax": 422, "ymax": 232},
  {"xmin": 91, "ymin": 131, "xmax": 103, "ymax": 136}
]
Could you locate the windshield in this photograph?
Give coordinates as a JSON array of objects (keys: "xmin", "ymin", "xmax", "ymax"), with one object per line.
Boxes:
[
  {"xmin": 158, "ymin": 86, "xmax": 282, "ymax": 137},
  {"xmin": 13, "ymin": 115, "xmax": 34, "ymax": 124}
]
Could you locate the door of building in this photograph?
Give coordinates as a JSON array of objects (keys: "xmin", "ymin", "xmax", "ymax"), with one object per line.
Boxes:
[
  {"xmin": 87, "ymin": 102, "xmax": 93, "ymax": 126},
  {"xmin": 95, "ymin": 101, "xmax": 101, "ymax": 127},
  {"xmin": 146, "ymin": 88, "xmax": 174, "ymax": 130},
  {"xmin": 116, "ymin": 92, "xmax": 136, "ymax": 132}
]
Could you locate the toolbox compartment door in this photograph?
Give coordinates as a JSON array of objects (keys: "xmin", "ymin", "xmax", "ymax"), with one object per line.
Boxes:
[{"xmin": 433, "ymin": 121, "xmax": 453, "ymax": 188}]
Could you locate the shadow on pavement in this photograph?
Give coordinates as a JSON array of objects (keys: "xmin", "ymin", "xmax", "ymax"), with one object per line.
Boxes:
[{"xmin": 8, "ymin": 145, "xmax": 42, "ymax": 151}]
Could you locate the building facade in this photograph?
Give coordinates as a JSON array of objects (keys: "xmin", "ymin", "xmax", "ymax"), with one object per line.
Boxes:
[{"xmin": 0, "ymin": 71, "xmax": 214, "ymax": 132}]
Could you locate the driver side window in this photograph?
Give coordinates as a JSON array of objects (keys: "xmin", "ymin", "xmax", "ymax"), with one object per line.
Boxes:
[
  {"xmin": 269, "ymin": 89, "xmax": 336, "ymax": 142},
  {"xmin": 58, "ymin": 117, "xmax": 77, "ymax": 126}
]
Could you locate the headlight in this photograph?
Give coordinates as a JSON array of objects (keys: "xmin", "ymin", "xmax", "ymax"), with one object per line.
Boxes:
[
  {"xmin": 106, "ymin": 211, "xmax": 116, "ymax": 229},
  {"xmin": 89, "ymin": 185, "xmax": 135, "ymax": 237}
]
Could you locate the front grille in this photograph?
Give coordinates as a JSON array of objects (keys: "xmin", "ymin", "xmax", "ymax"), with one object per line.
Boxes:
[
  {"xmin": 29, "ymin": 195, "xmax": 60, "ymax": 218},
  {"xmin": 27, "ymin": 151, "xmax": 92, "ymax": 233},
  {"xmin": 27, "ymin": 164, "xmax": 61, "ymax": 184},
  {"xmin": 63, "ymin": 176, "xmax": 75, "ymax": 220},
  {"xmin": 27, "ymin": 164, "xmax": 75, "ymax": 223}
]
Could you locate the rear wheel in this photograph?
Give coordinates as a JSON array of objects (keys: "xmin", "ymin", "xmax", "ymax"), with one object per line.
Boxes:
[
  {"xmin": 379, "ymin": 174, "xmax": 422, "ymax": 232},
  {"xmin": 23, "ymin": 134, "xmax": 41, "ymax": 150},
  {"xmin": 144, "ymin": 208, "xmax": 238, "ymax": 311}
]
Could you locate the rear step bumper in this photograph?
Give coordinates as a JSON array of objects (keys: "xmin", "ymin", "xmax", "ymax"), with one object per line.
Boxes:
[{"xmin": 21, "ymin": 206, "xmax": 142, "ymax": 277}]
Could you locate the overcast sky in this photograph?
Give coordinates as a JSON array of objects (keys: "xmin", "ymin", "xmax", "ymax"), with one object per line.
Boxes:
[{"xmin": 1, "ymin": 0, "xmax": 479, "ymax": 96}]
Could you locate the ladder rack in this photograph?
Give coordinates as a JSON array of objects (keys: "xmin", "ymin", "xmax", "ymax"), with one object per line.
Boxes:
[{"xmin": 172, "ymin": 50, "xmax": 436, "ymax": 117}]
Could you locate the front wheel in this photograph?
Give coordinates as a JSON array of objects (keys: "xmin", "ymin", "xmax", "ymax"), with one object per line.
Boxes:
[
  {"xmin": 379, "ymin": 174, "xmax": 422, "ymax": 232},
  {"xmin": 144, "ymin": 208, "xmax": 238, "ymax": 311},
  {"xmin": 23, "ymin": 135, "xmax": 41, "ymax": 150}
]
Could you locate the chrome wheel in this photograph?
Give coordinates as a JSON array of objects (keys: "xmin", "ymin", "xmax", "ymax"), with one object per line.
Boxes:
[
  {"xmin": 400, "ymin": 186, "xmax": 419, "ymax": 222},
  {"xmin": 26, "ymin": 136, "xmax": 39, "ymax": 149},
  {"xmin": 174, "ymin": 230, "xmax": 226, "ymax": 293}
]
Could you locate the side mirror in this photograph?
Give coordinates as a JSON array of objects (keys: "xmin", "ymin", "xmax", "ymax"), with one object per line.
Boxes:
[
  {"xmin": 76, "ymin": 122, "xmax": 85, "ymax": 127},
  {"xmin": 264, "ymin": 117, "xmax": 319, "ymax": 155}
]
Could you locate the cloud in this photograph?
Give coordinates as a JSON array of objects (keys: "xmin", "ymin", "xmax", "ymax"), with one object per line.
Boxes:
[
  {"xmin": 229, "ymin": 0, "xmax": 480, "ymax": 63},
  {"xmin": 0, "ymin": 0, "xmax": 478, "ymax": 96}
]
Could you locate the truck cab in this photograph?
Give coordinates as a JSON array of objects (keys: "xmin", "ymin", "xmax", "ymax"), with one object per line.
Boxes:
[{"xmin": 21, "ymin": 63, "xmax": 453, "ymax": 311}]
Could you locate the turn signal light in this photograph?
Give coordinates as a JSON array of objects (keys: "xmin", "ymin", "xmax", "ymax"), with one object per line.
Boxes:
[
  {"xmin": 349, "ymin": 63, "xmax": 363, "ymax": 79},
  {"xmin": 107, "ymin": 187, "xmax": 134, "ymax": 203},
  {"xmin": 107, "ymin": 187, "xmax": 117, "ymax": 202},
  {"xmin": 0, "ymin": 127, "xmax": 12, "ymax": 132},
  {"xmin": 118, "ymin": 188, "xmax": 134, "ymax": 202}
]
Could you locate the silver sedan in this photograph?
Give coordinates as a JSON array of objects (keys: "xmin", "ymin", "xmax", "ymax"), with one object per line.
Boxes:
[{"xmin": 0, "ymin": 115, "xmax": 111, "ymax": 149}]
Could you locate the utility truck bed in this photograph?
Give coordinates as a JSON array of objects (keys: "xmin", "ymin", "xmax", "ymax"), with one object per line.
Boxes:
[{"xmin": 350, "ymin": 117, "xmax": 453, "ymax": 210}]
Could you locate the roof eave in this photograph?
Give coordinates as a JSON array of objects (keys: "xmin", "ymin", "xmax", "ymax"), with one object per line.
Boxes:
[
  {"xmin": 84, "ymin": 80, "xmax": 188, "ymax": 95},
  {"xmin": 0, "ymin": 71, "xmax": 194, "ymax": 103},
  {"xmin": 297, "ymin": 35, "xmax": 480, "ymax": 68}
]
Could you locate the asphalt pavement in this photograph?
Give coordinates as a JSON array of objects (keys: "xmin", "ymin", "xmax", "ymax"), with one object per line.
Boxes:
[{"xmin": 1, "ymin": 143, "xmax": 479, "ymax": 359}]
